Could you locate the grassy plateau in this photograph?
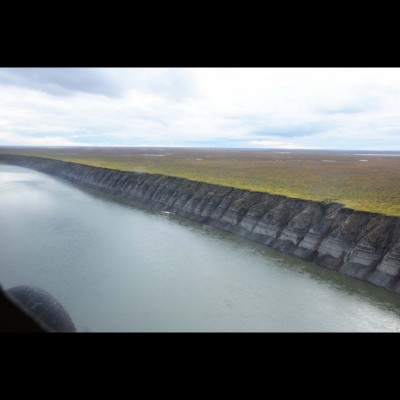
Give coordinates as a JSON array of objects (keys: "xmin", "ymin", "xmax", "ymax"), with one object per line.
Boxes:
[{"xmin": 1, "ymin": 147, "xmax": 400, "ymax": 217}]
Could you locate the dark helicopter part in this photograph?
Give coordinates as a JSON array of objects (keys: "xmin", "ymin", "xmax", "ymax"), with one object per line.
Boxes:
[{"xmin": 0, "ymin": 285, "xmax": 76, "ymax": 332}]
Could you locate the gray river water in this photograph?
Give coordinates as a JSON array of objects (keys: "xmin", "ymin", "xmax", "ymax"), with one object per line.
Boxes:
[{"xmin": 1, "ymin": 164, "xmax": 400, "ymax": 332}]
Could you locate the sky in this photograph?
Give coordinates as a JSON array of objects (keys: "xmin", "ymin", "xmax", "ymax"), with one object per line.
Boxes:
[{"xmin": 0, "ymin": 67, "xmax": 400, "ymax": 150}]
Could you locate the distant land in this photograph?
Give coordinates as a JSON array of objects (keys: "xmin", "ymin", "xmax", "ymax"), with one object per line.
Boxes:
[{"xmin": 1, "ymin": 146, "xmax": 400, "ymax": 217}]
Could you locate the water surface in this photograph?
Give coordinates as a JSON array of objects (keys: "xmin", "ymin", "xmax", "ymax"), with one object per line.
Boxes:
[{"xmin": 1, "ymin": 164, "xmax": 399, "ymax": 332}]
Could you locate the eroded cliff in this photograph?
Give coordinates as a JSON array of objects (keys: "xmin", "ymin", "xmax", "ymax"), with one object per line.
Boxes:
[{"xmin": 2, "ymin": 154, "xmax": 399, "ymax": 293}]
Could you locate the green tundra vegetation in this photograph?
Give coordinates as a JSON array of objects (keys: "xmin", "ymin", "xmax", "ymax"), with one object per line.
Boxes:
[{"xmin": 1, "ymin": 147, "xmax": 400, "ymax": 217}]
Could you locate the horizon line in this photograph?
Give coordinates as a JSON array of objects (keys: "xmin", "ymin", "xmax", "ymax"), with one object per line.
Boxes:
[{"xmin": 1, "ymin": 145, "xmax": 400, "ymax": 152}]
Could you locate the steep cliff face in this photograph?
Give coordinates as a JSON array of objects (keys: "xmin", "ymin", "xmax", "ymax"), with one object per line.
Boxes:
[{"xmin": 2, "ymin": 154, "xmax": 400, "ymax": 293}]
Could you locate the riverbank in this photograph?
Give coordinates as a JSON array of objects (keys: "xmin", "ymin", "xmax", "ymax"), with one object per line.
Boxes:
[
  {"xmin": 2, "ymin": 146, "xmax": 400, "ymax": 216},
  {"xmin": 1, "ymin": 154, "xmax": 399, "ymax": 294}
]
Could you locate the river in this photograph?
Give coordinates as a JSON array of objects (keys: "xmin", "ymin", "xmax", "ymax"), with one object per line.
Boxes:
[{"xmin": 1, "ymin": 164, "xmax": 399, "ymax": 332}]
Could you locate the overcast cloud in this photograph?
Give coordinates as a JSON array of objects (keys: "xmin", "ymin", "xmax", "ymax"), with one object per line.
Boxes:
[{"xmin": 0, "ymin": 68, "xmax": 400, "ymax": 149}]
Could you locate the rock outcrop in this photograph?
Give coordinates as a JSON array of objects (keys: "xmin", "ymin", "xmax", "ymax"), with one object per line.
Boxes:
[{"xmin": 2, "ymin": 154, "xmax": 399, "ymax": 293}]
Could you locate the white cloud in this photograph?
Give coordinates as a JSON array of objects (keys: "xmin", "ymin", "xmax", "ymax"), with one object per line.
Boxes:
[
  {"xmin": 0, "ymin": 131, "xmax": 89, "ymax": 146},
  {"xmin": 1, "ymin": 68, "xmax": 400, "ymax": 149},
  {"xmin": 247, "ymin": 140, "xmax": 321, "ymax": 149}
]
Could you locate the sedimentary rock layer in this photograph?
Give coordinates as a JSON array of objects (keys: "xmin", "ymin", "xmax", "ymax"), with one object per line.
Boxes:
[{"xmin": 2, "ymin": 154, "xmax": 399, "ymax": 293}]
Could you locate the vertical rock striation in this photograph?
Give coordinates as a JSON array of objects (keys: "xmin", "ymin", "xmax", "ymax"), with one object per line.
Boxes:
[{"xmin": 2, "ymin": 154, "xmax": 399, "ymax": 294}]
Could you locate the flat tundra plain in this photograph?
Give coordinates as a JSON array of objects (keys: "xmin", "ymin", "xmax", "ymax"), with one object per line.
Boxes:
[{"xmin": 1, "ymin": 147, "xmax": 399, "ymax": 217}]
